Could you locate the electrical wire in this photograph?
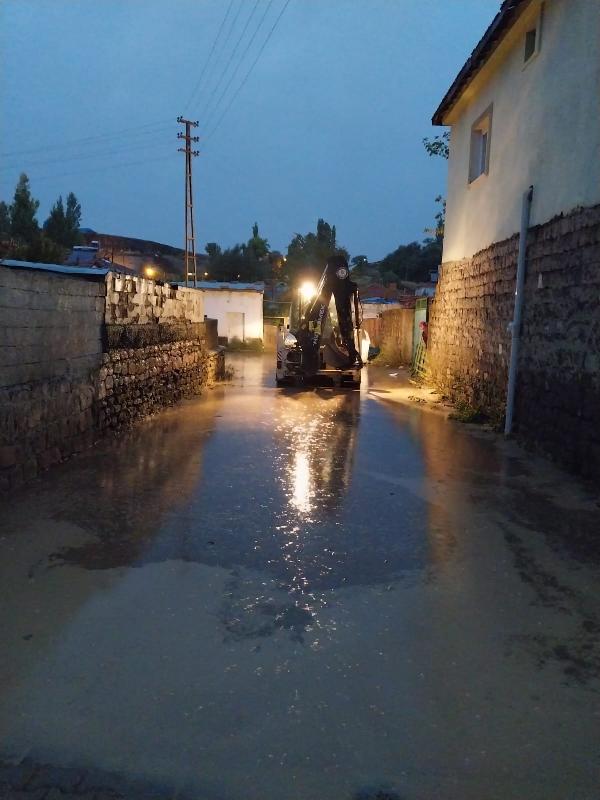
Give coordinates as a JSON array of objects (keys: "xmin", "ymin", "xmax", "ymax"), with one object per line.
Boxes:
[
  {"xmin": 0, "ymin": 119, "xmax": 173, "ymax": 158},
  {"xmin": 199, "ymin": 0, "xmax": 263, "ymax": 124},
  {"xmin": 0, "ymin": 138, "xmax": 173, "ymax": 173},
  {"xmin": 184, "ymin": 0, "xmax": 236, "ymax": 112},
  {"xmin": 204, "ymin": 0, "xmax": 292, "ymax": 143},
  {"xmin": 10, "ymin": 152, "xmax": 179, "ymax": 184},
  {"xmin": 202, "ymin": 0, "xmax": 271, "ymax": 130},
  {"xmin": 188, "ymin": 0, "xmax": 244, "ymax": 120}
]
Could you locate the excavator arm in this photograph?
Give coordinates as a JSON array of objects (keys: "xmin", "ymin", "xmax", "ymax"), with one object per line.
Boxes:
[{"xmin": 296, "ymin": 256, "xmax": 363, "ymax": 376}]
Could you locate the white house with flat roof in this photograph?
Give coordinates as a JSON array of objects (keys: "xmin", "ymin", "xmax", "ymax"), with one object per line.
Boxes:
[
  {"xmin": 434, "ymin": 0, "xmax": 600, "ymax": 262},
  {"xmin": 196, "ymin": 281, "xmax": 264, "ymax": 343}
]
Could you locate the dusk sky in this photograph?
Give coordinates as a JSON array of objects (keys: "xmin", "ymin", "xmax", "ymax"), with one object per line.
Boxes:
[{"xmin": 0, "ymin": 0, "xmax": 499, "ymax": 261}]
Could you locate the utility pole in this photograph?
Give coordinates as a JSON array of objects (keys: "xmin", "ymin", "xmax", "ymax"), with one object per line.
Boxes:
[{"xmin": 177, "ymin": 116, "xmax": 200, "ymax": 287}]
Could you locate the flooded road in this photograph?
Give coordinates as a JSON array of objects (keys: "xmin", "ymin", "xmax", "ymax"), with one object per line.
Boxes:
[{"xmin": 1, "ymin": 354, "xmax": 599, "ymax": 800}]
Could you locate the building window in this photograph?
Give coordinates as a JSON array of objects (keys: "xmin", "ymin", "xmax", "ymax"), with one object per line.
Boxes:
[
  {"xmin": 524, "ymin": 28, "xmax": 537, "ymax": 62},
  {"xmin": 469, "ymin": 106, "xmax": 492, "ymax": 183},
  {"xmin": 524, "ymin": 4, "xmax": 543, "ymax": 65}
]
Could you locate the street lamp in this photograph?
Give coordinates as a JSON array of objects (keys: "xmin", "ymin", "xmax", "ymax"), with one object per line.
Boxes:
[{"xmin": 144, "ymin": 266, "xmax": 156, "ymax": 279}]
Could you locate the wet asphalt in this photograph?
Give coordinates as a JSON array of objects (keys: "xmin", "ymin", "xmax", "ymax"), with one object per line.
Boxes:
[{"xmin": 1, "ymin": 353, "xmax": 599, "ymax": 800}]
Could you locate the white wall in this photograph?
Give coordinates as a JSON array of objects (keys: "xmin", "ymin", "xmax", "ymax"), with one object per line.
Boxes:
[
  {"xmin": 200, "ymin": 289, "xmax": 263, "ymax": 341},
  {"xmin": 442, "ymin": 0, "xmax": 600, "ymax": 262}
]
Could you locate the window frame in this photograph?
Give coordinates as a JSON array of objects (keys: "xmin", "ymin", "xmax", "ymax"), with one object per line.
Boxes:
[
  {"xmin": 523, "ymin": 3, "xmax": 544, "ymax": 68},
  {"xmin": 468, "ymin": 105, "xmax": 493, "ymax": 185}
]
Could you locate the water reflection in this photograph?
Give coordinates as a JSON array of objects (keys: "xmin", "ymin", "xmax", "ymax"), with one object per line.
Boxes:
[
  {"xmin": 274, "ymin": 389, "xmax": 360, "ymax": 521},
  {"xmin": 41, "ymin": 398, "xmax": 220, "ymax": 569}
]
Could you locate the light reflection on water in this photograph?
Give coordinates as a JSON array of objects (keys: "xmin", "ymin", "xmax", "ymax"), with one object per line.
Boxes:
[
  {"xmin": 269, "ymin": 389, "xmax": 361, "ymax": 629},
  {"xmin": 274, "ymin": 389, "xmax": 360, "ymax": 523}
]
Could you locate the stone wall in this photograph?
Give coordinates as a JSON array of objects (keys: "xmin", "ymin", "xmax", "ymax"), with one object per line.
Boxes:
[
  {"xmin": 0, "ymin": 267, "xmax": 104, "ymax": 487},
  {"xmin": 428, "ymin": 203, "xmax": 600, "ymax": 480},
  {"xmin": 0, "ymin": 266, "xmax": 222, "ymax": 490},
  {"xmin": 104, "ymin": 272, "xmax": 203, "ymax": 325},
  {"xmin": 98, "ymin": 337, "xmax": 222, "ymax": 432}
]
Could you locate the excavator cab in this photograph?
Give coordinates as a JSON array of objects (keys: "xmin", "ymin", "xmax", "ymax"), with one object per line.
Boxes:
[{"xmin": 276, "ymin": 256, "xmax": 369, "ymax": 388}]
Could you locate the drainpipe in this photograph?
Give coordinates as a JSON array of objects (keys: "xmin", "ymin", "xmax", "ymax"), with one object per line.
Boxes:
[{"xmin": 504, "ymin": 185, "xmax": 534, "ymax": 436}]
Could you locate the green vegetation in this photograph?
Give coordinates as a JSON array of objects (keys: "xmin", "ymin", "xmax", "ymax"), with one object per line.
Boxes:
[
  {"xmin": 205, "ymin": 223, "xmax": 271, "ymax": 282},
  {"xmin": 284, "ymin": 218, "xmax": 349, "ymax": 283},
  {"xmin": 448, "ymin": 400, "xmax": 487, "ymax": 424},
  {"xmin": 0, "ymin": 173, "xmax": 83, "ymax": 264},
  {"xmin": 43, "ymin": 192, "xmax": 82, "ymax": 248}
]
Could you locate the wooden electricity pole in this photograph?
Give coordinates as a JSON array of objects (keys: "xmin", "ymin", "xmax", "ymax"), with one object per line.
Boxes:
[{"xmin": 177, "ymin": 116, "xmax": 199, "ymax": 287}]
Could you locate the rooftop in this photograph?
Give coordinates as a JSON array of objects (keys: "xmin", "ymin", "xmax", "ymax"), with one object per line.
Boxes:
[
  {"xmin": 433, "ymin": 0, "xmax": 529, "ymax": 125},
  {"xmin": 1, "ymin": 259, "xmax": 135, "ymax": 278},
  {"xmin": 195, "ymin": 281, "xmax": 265, "ymax": 293},
  {"xmin": 0, "ymin": 259, "xmax": 109, "ymax": 278}
]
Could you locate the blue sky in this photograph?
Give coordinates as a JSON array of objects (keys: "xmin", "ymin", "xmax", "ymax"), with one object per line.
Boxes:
[{"xmin": 0, "ymin": 0, "xmax": 499, "ymax": 260}]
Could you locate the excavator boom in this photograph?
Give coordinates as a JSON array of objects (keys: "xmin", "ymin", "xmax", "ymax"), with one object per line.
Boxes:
[{"xmin": 276, "ymin": 256, "xmax": 368, "ymax": 388}]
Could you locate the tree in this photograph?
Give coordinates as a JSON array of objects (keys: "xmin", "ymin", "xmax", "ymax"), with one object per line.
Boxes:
[
  {"xmin": 423, "ymin": 130, "xmax": 450, "ymax": 160},
  {"xmin": 423, "ymin": 130, "xmax": 449, "ymax": 239},
  {"xmin": 65, "ymin": 192, "xmax": 82, "ymax": 245},
  {"xmin": 285, "ymin": 218, "xmax": 349, "ymax": 283},
  {"xmin": 205, "ymin": 242, "xmax": 222, "ymax": 259},
  {"xmin": 377, "ymin": 239, "xmax": 442, "ymax": 284},
  {"xmin": 10, "ymin": 173, "xmax": 39, "ymax": 244},
  {"xmin": 43, "ymin": 195, "xmax": 67, "ymax": 244},
  {"xmin": 423, "ymin": 194, "xmax": 446, "ymax": 245},
  {"xmin": 43, "ymin": 191, "xmax": 83, "ymax": 248},
  {"xmin": 27, "ymin": 233, "xmax": 66, "ymax": 264},
  {"xmin": 0, "ymin": 201, "xmax": 10, "ymax": 239},
  {"xmin": 247, "ymin": 222, "xmax": 269, "ymax": 260}
]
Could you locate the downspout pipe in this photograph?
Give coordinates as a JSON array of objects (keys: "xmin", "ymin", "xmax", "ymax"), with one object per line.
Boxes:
[{"xmin": 504, "ymin": 185, "xmax": 534, "ymax": 435}]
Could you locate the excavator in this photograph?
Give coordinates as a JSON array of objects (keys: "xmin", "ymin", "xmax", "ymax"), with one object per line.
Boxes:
[{"xmin": 275, "ymin": 255, "xmax": 370, "ymax": 388}]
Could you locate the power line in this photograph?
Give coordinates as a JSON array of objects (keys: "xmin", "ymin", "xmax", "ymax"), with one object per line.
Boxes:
[
  {"xmin": 203, "ymin": 0, "xmax": 271, "ymax": 129},
  {"xmin": 0, "ymin": 137, "xmax": 172, "ymax": 172},
  {"xmin": 194, "ymin": 0, "xmax": 246, "ymax": 120},
  {"xmin": 184, "ymin": 0, "xmax": 236, "ymax": 112},
  {"xmin": 200, "ymin": 0, "xmax": 263, "ymax": 124},
  {"xmin": 205, "ymin": 0, "xmax": 292, "ymax": 143},
  {"xmin": 5, "ymin": 153, "xmax": 179, "ymax": 184},
  {"xmin": 0, "ymin": 119, "xmax": 173, "ymax": 158}
]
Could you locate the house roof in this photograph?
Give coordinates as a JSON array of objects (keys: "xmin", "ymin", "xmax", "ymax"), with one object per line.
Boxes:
[
  {"xmin": 1, "ymin": 259, "xmax": 136, "ymax": 278},
  {"xmin": 195, "ymin": 281, "xmax": 264, "ymax": 293},
  {"xmin": 362, "ymin": 297, "xmax": 402, "ymax": 305},
  {"xmin": 432, "ymin": 0, "xmax": 530, "ymax": 125},
  {"xmin": 0, "ymin": 259, "xmax": 109, "ymax": 278}
]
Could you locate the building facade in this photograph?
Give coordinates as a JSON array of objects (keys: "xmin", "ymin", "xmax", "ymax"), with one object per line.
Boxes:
[
  {"xmin": 197, "ymin": 282, "xmax": 264, "ymax": 344},
  {"xmin": 428, "ymin": 0, "xmax": 600, "ymax": 481},
  {"xmin": 438, "ymin": 0, "xmax": 600, "ymax": 261}
]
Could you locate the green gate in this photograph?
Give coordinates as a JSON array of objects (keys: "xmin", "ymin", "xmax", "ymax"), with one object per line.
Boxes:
[
  {"xmin": 411, "ymin": 297, "xmax": 428, "ymax": 380},
  {"xmin": 413, "ymin": 298, "xmax": 428, "ymax": 360}
]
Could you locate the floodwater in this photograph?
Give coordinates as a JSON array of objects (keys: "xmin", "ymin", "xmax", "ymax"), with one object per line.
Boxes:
[{"xmin": 1, "ymin": 354, "xmax": 599, "ymax": 800}]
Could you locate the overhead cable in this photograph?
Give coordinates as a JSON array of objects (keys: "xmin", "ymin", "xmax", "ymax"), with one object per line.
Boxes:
[
  {"xmin": 205, "ymin": 0, "xmax": 292, "ymax": 143},
  {"xmin": 184, "ymin": 0, "xmax": 236, "ymax": 112}
]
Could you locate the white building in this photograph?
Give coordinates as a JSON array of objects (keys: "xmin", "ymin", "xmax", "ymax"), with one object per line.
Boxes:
[
  {"xmin": 196, "ymin": 281, "xmax": 264, "ymax": 343},
  {"xmin": 434, "ymin": 0, "xmax": 600, "ymax": 262}
]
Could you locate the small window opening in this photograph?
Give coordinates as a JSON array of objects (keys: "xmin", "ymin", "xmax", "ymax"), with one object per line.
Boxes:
[
  {"xmin": 524, "ymin": 28, "xmax": 537, "ymax": 62},
  {"xmin": 469, "ymin": 106, "xmax": 492, "ymax": 183}
]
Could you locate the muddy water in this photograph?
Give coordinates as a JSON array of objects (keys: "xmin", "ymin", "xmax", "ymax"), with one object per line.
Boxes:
[{"xmin": 1, "ymin": 354, "xmax": 599, "ymax": 800}]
